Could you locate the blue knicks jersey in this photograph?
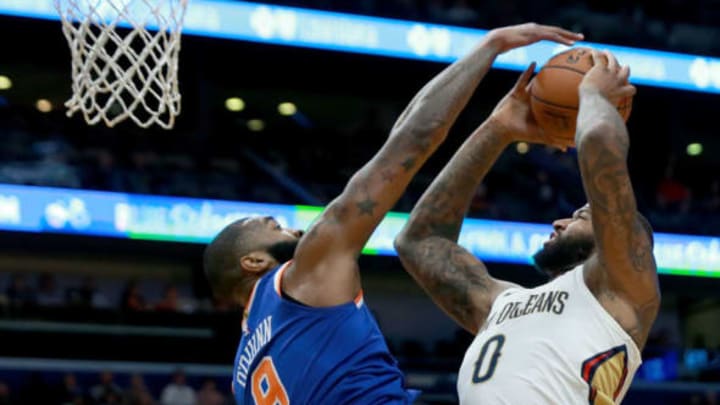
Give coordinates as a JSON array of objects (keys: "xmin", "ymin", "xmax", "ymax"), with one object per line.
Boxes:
[{"xmin": 232, "ymin": 262, "xmax": 416, "ymax": 405}]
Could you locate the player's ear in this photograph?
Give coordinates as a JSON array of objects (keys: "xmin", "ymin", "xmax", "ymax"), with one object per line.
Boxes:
[{"xmin": 240, "ymin": 251, "xmax": 277, "ymax": 273}]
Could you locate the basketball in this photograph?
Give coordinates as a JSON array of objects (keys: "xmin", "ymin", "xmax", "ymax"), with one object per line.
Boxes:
[{"xmin": 530, "ymin": 47, "xmax": 633, "ymax": 145}]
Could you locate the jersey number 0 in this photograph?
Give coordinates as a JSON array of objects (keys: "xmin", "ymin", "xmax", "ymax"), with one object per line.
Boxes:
[
  {"xmin": 251, "ymin": 357, "xmax": 289, "ymax": 405},
  {"xmin": 472, "ymin": 334, "xmax": 505, "ymax": 383}
]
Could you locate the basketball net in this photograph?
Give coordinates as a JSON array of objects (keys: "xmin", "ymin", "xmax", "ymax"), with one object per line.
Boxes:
[{"xmin": 54, "ymin": 0, "xmax": 188, "ymax": 129}]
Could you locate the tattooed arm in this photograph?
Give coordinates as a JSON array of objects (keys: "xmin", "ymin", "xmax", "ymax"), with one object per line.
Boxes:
[
  {"xmin": 576, "ymin": 51, "xmax": 660, "ymax": 348},
  {"xmin": 394, "ymin": 122, "xmax": 517, "ymax": 334},
  {"xmin": 395, "ymin": 62, "xmax": 574, "ymax": 333},
  {"xmin": 286, "ymin": 24, "xmax": 583, "ymax": 307}
]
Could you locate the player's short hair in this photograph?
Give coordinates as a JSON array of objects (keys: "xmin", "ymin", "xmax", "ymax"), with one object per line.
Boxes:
[{"xmin": 203, "ymin": 218, "xmax": 252, "ymax": 299}]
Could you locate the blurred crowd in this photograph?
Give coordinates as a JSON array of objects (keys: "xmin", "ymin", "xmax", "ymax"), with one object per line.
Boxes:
[
  {"xmin": 0, "ymin": 272, "xmax": 214, "ymax": 315},
  {"xmin": 0, "ymin": 103, "xmax": 716, "ymax": 236},
  {"xmin": 0, "ymin": 369, "xmax": 228, "ymax": 405}
]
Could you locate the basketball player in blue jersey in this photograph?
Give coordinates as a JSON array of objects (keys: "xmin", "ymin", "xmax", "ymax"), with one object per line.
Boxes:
[
  {"xmin": 395, "ymin": 50, "xmax": 660, "ymax": 404},
  {"xmin": 203, "ymin": 23, "xmax": 582, "ymax": 405}
]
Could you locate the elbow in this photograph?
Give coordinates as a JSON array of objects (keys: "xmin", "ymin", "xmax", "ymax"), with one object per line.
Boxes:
[
  {"xmin": 393, "ymin": 232, "xmax": 411, "ymax": 257},
  {"xmin": 393, "ymin": 229, "xmax": 419, "ymax": 259}
]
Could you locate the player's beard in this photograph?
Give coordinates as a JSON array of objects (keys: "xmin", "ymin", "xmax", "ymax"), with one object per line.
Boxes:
[
  {"xmin": 532, "ymin": 233, "xmax": 595, "ymax": 278},
  {"xmin": 266, "ymin": 239, "xmax": 299, "ymax": 265}
]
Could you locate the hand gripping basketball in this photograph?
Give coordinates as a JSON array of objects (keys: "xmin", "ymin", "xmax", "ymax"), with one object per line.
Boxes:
[
  {"xmin": 489, "ymin": 63, "xmax": 573, "ymax": 151},
  {"xmin": 529, "ymin": 47, "xmax": 634, "ymax": 146},
  {"xmin": 579, "ymin": 50, "xmax": 637, "ymax": 105}
]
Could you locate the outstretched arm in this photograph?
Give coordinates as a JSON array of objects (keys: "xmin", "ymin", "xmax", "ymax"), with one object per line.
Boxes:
[
  {"xmin": 575, "ymin": 51, "xmax": 659, "ymax": 347},
  {"xmin": 395, "ymin": 63, "xmax": 574, "ymax": 334},
  {"xmin": 289, "ymin": 24, "xmax": 583, "ymax": 307}
]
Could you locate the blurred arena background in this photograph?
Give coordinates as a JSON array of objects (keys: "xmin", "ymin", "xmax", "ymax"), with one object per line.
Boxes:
[{"xmin": 0, "ymin": 0, "xmax": 719, "ymax": 404}]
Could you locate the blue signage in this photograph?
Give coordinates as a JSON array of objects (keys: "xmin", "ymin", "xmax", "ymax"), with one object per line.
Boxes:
[
  {"xmin": 0, "ymin": 184, "xmax": 716, "ymax": 277},
  {"xmin": 1, "ymin": 0, "xmax": 720, "ymax": 93}
]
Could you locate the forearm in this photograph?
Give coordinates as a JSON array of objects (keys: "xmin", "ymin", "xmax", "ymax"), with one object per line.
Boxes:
[
  {"xmin": 576, "ymin": 89, "xmax": 629, "ymax": 161},
  {"xmin": 575, "ymin": 89, "xmax": 633, "ymax": 216},
  {"xmin": 391, "ymin": 39, "xmax": 501, "ymax": 138},
  {"xmin": 575, "ymin": 87, "xmax": 650, "ymax": 284},
  {"xmin": 399, "ymin": 121, "xmax": 511, "ymax": 243},
  {"xmin": 318, "ymin": 40, "xmax": 504, "ymax": 250}
]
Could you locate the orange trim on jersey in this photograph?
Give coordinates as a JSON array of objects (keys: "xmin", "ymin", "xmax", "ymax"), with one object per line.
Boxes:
[
  {"xmin": 273, "ymin": 261, "xmax": 293, "ymax": 297},
  {"xmin": 354, "ymin": 290, "xmax": 364, "ymax": 308}
]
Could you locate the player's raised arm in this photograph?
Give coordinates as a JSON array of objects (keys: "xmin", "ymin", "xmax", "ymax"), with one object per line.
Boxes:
[
  {"xmin": 395, "ymin": 60, "xmax": 576, "ymax": 333},
  {"xmin": 575, "ymin": 50, "xmax": 660, "ymax": 347},
  {"xmin": 287, "ymin": 23, "xmax": 583, "ymax": 307}
]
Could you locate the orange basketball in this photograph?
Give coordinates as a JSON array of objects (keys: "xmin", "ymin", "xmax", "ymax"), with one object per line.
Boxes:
[{"xmin": 530, "ymin": 47, "xmax": 632, "ymax": 145}]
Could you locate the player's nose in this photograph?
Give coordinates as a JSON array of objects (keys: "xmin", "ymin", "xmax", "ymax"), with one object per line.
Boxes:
[{"xmin": 552, "ymin": 218, "xmax": 569, "ymax": 231}]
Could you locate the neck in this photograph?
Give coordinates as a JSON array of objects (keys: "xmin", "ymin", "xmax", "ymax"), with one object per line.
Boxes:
[
  {"xmin": 238, "ymin": 274, "xmax": 261, "ymax": 308},
  {"xmin": 553, "ymin": 255, "xmax": 594, "ymax": 278}
]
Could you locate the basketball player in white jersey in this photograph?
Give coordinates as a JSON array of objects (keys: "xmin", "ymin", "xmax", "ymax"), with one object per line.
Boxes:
[{"xmin": 395, "ymin": 49, "xmax": 659, "ymax": 404}]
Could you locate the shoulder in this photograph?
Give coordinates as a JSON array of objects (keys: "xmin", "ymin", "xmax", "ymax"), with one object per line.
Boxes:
[{"xmin": 493, "ymin": 280, "xmax": 524, "ymax": 298}]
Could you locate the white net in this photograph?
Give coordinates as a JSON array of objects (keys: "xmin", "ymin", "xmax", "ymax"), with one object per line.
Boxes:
[{"xmin": 54, "ymin": 0, "xmax": 188, "ymax": 129}]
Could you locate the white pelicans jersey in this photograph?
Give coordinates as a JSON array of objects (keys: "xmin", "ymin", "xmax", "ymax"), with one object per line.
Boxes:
[{"xmin": 457, "ymin": 266, "xmax": 641, "ymax": 405}]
